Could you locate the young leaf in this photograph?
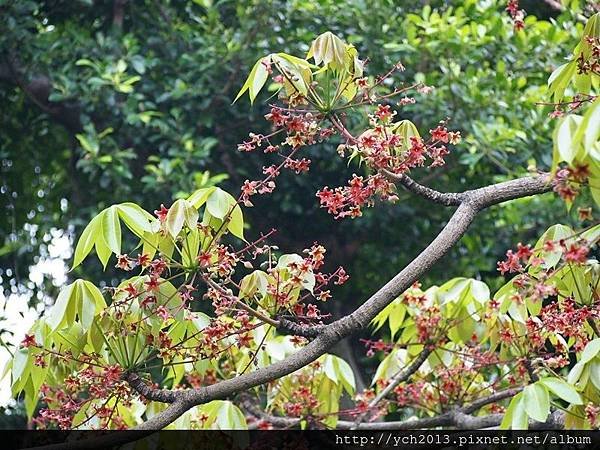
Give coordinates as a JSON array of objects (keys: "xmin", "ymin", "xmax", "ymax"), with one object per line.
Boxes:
[
  {"xmin": 206, "ymin": 187, "xmax": 233, "ymax": 220},
  {"xmin": 78, "ymin": 280, "xmax": 106, "ymax": 333},
  {"xmin": 580, "ymin": 338, "xmax": 600, "ymax": 363},
  {"xmin": 523, "ymin": 383, "xmax": 550, "ymax": 423},
  {"xmin": 47, "ymin": 282, "xmax": 77, "ymax": 332},
  {"xmin": 228, "ymin": 204, "xmax": 245, "ymax": 240},
  {"xmin": 233, "ymin": 56, "xmax": 270, "ymax": 104},
  {"xmin": 95, "ymin": 232, "xmax": 113, "ymax": 269},
  {"xmin": 165, "ymin": 199, "xmax": 187, "ymax": 238},
  {"xmin": 102, "ymin": 206, "xmax": 122, "ymax": 255},
  {"xmin": 307, "ymin": 31, "xmax": 347, "ymax": 69},
  {"xmin": 187, "ymin": 187, "xmax": 216, "ymax": 209},
  {"xmin": 117, "ymin": 203, "xmax": 153, "ymax": 236},
  {"xmin": 72, "ymin": 214, "xmax": 102, "ymax": 269},
  {"xmin": 539, "ymin": 377, "xmax": 583, "ymax": 405}
]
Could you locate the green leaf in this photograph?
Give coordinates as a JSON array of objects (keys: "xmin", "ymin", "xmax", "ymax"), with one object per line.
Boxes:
[
  {"xmin": 187, "ymin": 187, "xmax": 216, "ymax": 209},
  {"xmin": 589, "ymin": 359, "xmax": 600, "ymax": 390},
  {"xmin": 78, "ymin": 280, "xmax": 106, "ymax": 332},
  {"xmin": 510, "ymin": 394, "xmax": 529, "ymax": 430},
  {"xmin": 228, "ymin": 204, "xmax": 245, "ymax": 240},
  {"xmin": 200, "ymin": 400, "xmax": 247, "ymax": 430},
  {"xmin": 142, "ymin": 230, "xmax": 159, "ymax": 260},
  {"xmin": 568, "ymin": 361, "xmax": 586, "ymax": 385},
  {"xmin": 390, "ymin": 120, "xmax": 421, "ymax": 153},
  {"xmin": 102, "ymin": 206, "xmax": 122, "ymax": 255},
  {"xmin": 389, "ymin": 303, "xmax": 407, "ymax": 339},
  {"xmin": 334, "ymin": 356, "xmax": 356, "ymax": 394},
  {"xmin": 580, "ymin": 338, "xmax": 600, "ymax": 363},
  {"xmin": 165, "ymin": 199, "xmax": 196, "ymax": 238},
  {"xmin": 534, "ymin": 224, "xmax": 573, "ymax": 268},
  {"xmin": 234, "ymin": 57, "xmax": 270, "ymax": 104},
  {"xmin": 555, "ymin": 115, "xmax": 583, "ymax": 165},
  {"xmin": 47, "ymin": 282, "xmax": 77, "ymax": 332},
  {"xmin": 584, "ymin": 97, "xmax": 600, "ymax": 151},
  {"xmin": 72, "ymin": 214, "xmax": 102, "ymax": 269},
  {"xmin": 206, "ymin": 187, "xmax": 233, "ymax": 220},
  {"xmin": 539, "ymin": 377, "xmax": 583, "ymax": 405},
  {"xmin": 11, "ymin": 348, "xmax": 30, "ymax": 385},
  {"xmin": 501, "ymin": 393, "xmax": 528, "ymax": 429},
  {"xmin": 523, "ymin": 383, "xmax": 550, "ymax": 423},
  {"xmin": 182, "ymin": 228, "xmax": 200, "ymax": 268},
  {"xmin": 95, "ymin": 231, "xmax": 112, "ymax": 269},
  {"xmin": 548, "ymin": 61, "xmax": 576, "ymax": 103},
  {"xmin": 307, "ymin": 32, "xmax": 347, "ymax": 69},
  {"xmin": 116, "ymin": 203, "xmax": 153, "ymax": 236},
  {"xmin": 239, "ymin": 271, "xmax": 268, "ymax": 299}
]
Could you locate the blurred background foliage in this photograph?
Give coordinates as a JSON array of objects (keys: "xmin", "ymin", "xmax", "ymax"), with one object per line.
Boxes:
[{"xmin": 0, "ymin": 0, "xmax": 588, "ymax": 426}]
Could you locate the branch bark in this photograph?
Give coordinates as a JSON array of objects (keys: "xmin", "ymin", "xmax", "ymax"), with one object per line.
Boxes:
[{"xmin": 244, "ymin": 387, "xmax": 564, "ymax": 431}]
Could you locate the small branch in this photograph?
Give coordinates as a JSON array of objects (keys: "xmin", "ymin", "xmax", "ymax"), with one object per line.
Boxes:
[
  {"xmin": 203, "ymin": 277, "xmax": 280, "ymax": 327},
  {"xmin": 352, "ymin": 346, "xmax": 434, "ymax": 428},
  {"xmin": 382, "ymin": 170, "xmax": 463, "ymax": 206}
]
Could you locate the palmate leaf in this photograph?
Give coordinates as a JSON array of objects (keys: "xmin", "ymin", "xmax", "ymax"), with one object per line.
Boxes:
[
  {"xmin": 46, "ymin": 279, "xmax": 106, "ymax": 333},
  {"xmin": 307, "ymin": 31, "xmax": 347, "ymax": 69},
  {"xmin": 72, "ymin": 203, "xmax": 155, "ymax": 269}
]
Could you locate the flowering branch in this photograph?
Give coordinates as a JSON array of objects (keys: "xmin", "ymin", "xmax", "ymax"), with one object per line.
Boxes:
[{"xmin": 118, "ymin": 172, "xmax": 552, "ymax": 431}]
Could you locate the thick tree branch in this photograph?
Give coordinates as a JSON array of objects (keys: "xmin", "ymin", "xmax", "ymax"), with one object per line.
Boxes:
[
  {"xmin": 244, "ymin": 387, "xmax": 563, "ymax": 431},
  {"xmin": 126, "ymin": 173, "xmax": 552, "ymax": 430},
  {"xmin": 125, "ymin": 372, "xmax": 179, "ymax": 403}
]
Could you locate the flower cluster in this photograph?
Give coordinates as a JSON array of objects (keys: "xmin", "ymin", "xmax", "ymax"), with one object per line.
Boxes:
[
  {"xmin": 506, "ymin": 0, "xmax": 525, "ymax": 31},
  {"xmin": 315, "ymin": 117, "xmax": 460, "ymax": 218},
  {"xmin": 497, "ymin": 242, "xmax": 534, "ymax": 275},
  {"xmin": 577, "ymin": 36, "xmax": 600, "ymax": 75},
  {"xmin": 552, "ymin": 164, "xmax": 590, "ymax": 203},
  {"xmin": 34, "ymin": 364, "xmax": 129, "ymax": 429},
  {"xmin": 316, "ymin": 173, "xmax": 397, "ymax": 219}
]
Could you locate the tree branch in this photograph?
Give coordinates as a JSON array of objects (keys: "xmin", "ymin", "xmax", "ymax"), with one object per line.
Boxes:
[
  {"xmin": 382, "ymin": 170, "xmax": 463, "ymax": 206},
  {"xmin": 127, "ymin": 173, "xmax": 552, "ymax": 430},
  {"xmin": 244, "ymin": 387, "xmax": 564, "ymax": 431}
]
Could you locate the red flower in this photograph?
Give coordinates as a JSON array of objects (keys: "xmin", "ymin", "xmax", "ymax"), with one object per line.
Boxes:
[
  {"xmin": 154, "ymin": 204, "xmax": 169, "ymax": 222},
  {"xmin": 21, "ymin": 334, "xmax": 37, "ymax": 348},
  {"xmin": 197, "ymin": 252, "xmax": 212, "ymax": 267},
  {"xmin": 375, "ymin": 104, "xmax": 393, "ymax": 123},
  {"xmin": 116, "ymin": 254, "xmax": 133, "ymax": 271},
  {"xmin": 156, "ymin": 305, "xmax": 171, "ymax": 321},
  {"xmin": 137, "ymin": 253, "xmax": 151, "ymax": 267},
  {"xmin": 145, "ymin": 276, "xmax": 161, "ymax": 292},
  {"xmin": 430, "ymin": 126, "xmax": 449, "ymax": 143},
  {"xmin": 564, "ymin": 244, "xmax": 589, "ymax": 264}
]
